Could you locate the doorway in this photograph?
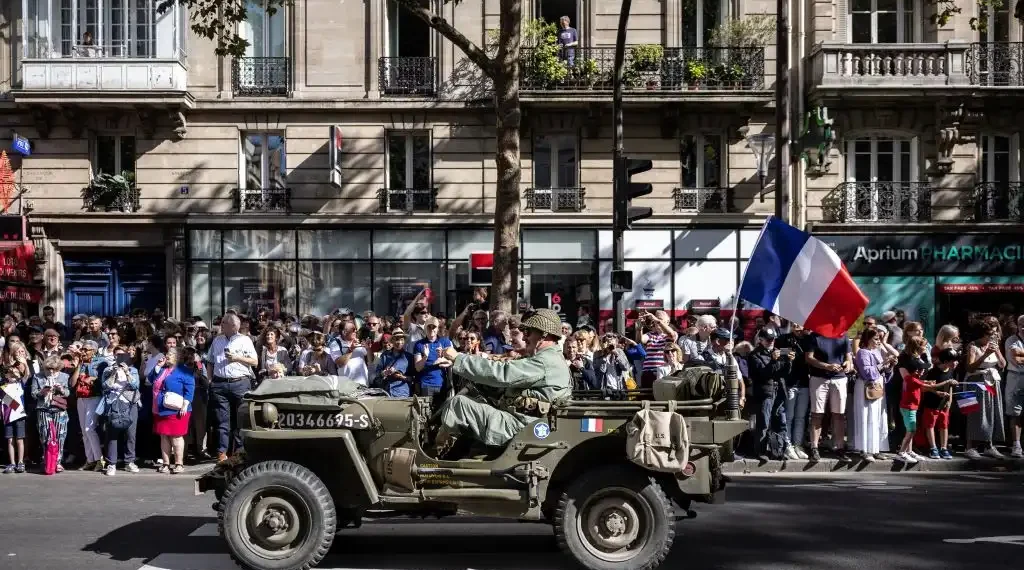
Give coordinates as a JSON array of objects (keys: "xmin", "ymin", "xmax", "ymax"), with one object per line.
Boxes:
[
  {"xmin": 64, "ymin": 253, "xmax": 167, "ymax": 323},
  {"xmin": 383, "ymin": 1, "xmax": 435, "ymax": 94},
  {"xmin": 536, "ymin": 0, "xmax": 580, "ymax": 29},
  {"xmin": 936, "ymin": 280, "xmax": 1024, "ymax": 338}
]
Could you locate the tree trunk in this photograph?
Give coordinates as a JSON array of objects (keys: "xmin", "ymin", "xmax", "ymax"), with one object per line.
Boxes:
[{"xmin": 489, "ymin": 0, "xmax": 523, "ymax": 315}]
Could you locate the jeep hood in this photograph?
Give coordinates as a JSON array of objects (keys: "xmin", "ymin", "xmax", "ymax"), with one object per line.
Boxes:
[{"xmin": 246, "ymin": 375, "xmax": 379, "ymax": 410}]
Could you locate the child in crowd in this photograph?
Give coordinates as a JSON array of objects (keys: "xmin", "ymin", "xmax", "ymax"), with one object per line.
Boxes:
[
  {"xmin": 2, "ymin": 365, "xmax": 28, "ymax": 473},
  {"xmin": 898, "ymin": 337, "xmax": 958, "ymax": 464},
  {"xmin": 922, "ymin": 348, "xmax": 959, "ymax": 459}
]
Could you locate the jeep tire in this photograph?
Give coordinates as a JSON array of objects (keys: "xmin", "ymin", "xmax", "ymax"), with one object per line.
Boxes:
[
  {"xmin": 219, "ymin": 460, "xmax": 337, "ymax": 570},
  {"xmin": 554, "ymin": 464, "xmax": 675, "ymax": 570}
]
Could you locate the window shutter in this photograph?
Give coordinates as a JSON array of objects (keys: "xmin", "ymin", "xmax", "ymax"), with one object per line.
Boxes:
[{"xmin": 836, "ymin": 0, "xmax": 850, "ymax": 43}]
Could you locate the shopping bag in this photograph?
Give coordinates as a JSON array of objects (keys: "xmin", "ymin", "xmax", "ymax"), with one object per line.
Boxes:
[{"xmin": 43, "ymin": 421, "xmax": 59, "ymax": 476}]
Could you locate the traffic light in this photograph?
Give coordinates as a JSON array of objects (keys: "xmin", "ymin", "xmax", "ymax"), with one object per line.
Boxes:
[{"xmin": 614, "ymin": 156, "xmax": 654, "ymax": 231}]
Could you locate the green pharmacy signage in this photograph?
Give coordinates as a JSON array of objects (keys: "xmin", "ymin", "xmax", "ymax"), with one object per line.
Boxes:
[{"xmin": 818, "ymin": 235, "xmax": 1024, "ymax": 274}]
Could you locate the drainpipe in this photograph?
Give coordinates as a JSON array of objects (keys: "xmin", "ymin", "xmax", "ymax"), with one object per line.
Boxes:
[{"xmin": 796, "ymin": 0, "xmax": 806, "ymax": 228}]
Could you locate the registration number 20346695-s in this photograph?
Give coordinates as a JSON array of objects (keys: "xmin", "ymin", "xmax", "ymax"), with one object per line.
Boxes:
[{"xmin": 278, "ymin": 412, "xmax": 371, "ymax": 430}]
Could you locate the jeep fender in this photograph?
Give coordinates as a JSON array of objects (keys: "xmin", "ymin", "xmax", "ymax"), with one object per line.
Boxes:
[{"xmin": 242, "ymin": 428, "xmax": 380, "ymax": 507}]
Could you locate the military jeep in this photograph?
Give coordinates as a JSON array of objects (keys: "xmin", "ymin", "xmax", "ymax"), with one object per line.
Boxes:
[{"xmin": 196, "ymin": 367, "xmax": 746, "ymax": 570}]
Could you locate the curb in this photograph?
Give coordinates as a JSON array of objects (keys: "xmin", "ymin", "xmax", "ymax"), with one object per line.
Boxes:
[{"xmin": 723, "ymin": 456, "xmax": 1024, "ymax": 474}]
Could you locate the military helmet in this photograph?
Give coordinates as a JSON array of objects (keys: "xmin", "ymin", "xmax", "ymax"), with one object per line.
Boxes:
[{"xmin": 520, "ymin": 308, "xmax": 564, "ymax": 338}]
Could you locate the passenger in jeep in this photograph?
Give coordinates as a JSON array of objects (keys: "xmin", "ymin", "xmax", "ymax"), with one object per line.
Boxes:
[{"xmin": 432, "ymin": 308, "xmax": 571, "ymax": 455}]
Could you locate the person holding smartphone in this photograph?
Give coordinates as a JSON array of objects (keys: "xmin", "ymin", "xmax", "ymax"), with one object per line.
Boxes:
[{"xmin": 963, "ymin": 323, "xmax": 1007, "ymax": 460}]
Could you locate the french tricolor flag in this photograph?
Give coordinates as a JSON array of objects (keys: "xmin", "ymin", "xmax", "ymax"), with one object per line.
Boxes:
[
  {"xmin": 739, "ymin": 217, "xmax": 869, "ymax": 338},
  {"xmin": 956, "ymin": 391, "xmax": 980, "ymax": 415}
]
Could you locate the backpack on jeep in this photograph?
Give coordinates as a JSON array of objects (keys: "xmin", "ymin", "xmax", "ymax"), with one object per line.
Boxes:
[{"xmin": 624, "ymin": 401, "xmax": 691, "ymax": 473}]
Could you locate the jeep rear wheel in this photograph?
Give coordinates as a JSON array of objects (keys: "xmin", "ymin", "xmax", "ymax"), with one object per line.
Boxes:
[
  {"xmin": 219, "ymin": 460, "xmax": 336, "ymax": 570},
  {"xmin": 554, "ymin": 464, "xmax": 675, "ymax": 570}
]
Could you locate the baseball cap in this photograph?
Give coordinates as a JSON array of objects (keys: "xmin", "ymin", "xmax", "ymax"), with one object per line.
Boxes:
[
  {"xmin": 880, "ymin": 311, "xmax": 897, "ymax": 323},
  {"xmin": 757, "ymin": 328, "xmax": 778, "ymax": 340},
  {"xmin": 712, "ymin": 327, "xmax": 735, "ymax": 341},
  {"xmin": 424, "ymin": 316, "xmax": 440, "ymax": 328}
]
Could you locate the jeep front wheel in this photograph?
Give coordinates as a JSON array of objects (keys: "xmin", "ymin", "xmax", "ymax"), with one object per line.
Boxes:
[
  {"xmin": 554, "ymin": 464, "xmax": 675, "ymax": 570},
  {"xmin": 219, "ymin": 460, "xmax": 336, "ymax": 570}
]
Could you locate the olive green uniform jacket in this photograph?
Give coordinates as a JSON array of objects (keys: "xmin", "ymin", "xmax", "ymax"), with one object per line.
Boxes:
[{"xmin": 439, "ymin": 344, "xmax": 572, "ymax": 446}]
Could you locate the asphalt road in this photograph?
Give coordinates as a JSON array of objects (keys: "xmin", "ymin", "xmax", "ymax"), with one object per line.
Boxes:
[{"xmin": 1, "ymin": 470, "xmax": 1022, "ymax": 570}]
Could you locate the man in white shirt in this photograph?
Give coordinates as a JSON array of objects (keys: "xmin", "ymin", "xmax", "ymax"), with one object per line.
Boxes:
[
  {"xmin": 206, "ymin": 314, "xmax": 258, "ymax": 463},
  {"xmin": 338, "ymin": 327, "xmax": 375, "ymax": 387}
]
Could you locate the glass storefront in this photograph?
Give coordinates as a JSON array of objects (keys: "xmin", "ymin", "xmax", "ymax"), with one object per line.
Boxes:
[{"xmin": 187, "ymin": 227, "xmax": 758, "ymax": 325}]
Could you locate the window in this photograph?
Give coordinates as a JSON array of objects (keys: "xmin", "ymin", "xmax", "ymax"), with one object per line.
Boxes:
[
  {"xmin": 94, "ymin": 135, "xmax": 135, "ymax": 177},
  {"xmin": 223, "ymin": 261, "xmax": 296, "ymax": 316},
  {"xmin": 975, "ymin": 5, "xmax": 1013, "ymax": 85},
  {"xmin": 681, "ymin": 0, "xmax": 729, "ymax": 47},
  {"xmin": 372, "ymin": 262, "xmax": 445, "ymax": 317},
  {"xmin": 242, "ymin": 0, "xmax": 285, "ymax": 57},
  {"xmin": 536, "ymin": 0, "xmax": 581, "ymax": 37},
  {"xmin": 241, "ymin": 133, "xmax": 287, "ymax": 189},
  {"xmin": 387, "ymin": 131, "xmax": 432, "ymax": 189},
  {"xmin": 980, "ymin": 135, "xmax": 1012, "ymax": 184},
  {"xmin": 533, "ymin": 134, "xmax": 578, "ymax": 188},
  {"xmin": 680, "ymin": 134, "xmax": 724, "ymax": 188},
  {"xmin": 845, "ymin": 137, "xmax": 920, "ymax": 221},
  {"xmin": 850, "ymin": 0, "xmax": 916, "ymax": 44},
  {"xmin": 299, "ymin": 262, "xmax": 373, "ymax": 316},
  {"xmin": 384, "ymin": 0, "xmax": 431, "ymax": 58},
  {"xmin": 58, "ymin": 0, "xmax": 156, "ymax": 57}
]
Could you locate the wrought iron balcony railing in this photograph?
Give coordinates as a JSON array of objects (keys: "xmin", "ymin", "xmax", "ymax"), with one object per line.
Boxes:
[
  {"xmin": 524, "ymin": 187, "xmax": 586, "ymax": 212},
  {"xmin": 232, "ymin": 57, "xmax": 291, "ymax": 96},
  {"xmin": 236, "ymin": 187, "xmax": 291, "ymax": 213},
  {"xmin": 378, "ymin": 188, "xmax": 438, "ymax": 213},
  {"xmin": 824, "ymin": 181, "xmax": 933, "ymax": 223},
  {"xmin": 379, "ymin": 57, "xmax": 438, "ymax": 95},
  {"xmin": 520, "ymin": 46, "xmax": 765, "ymax": 92},
  {"xmin": 967, "ymin": 42, "xmax": 1024, "ymax": 86},
  {"xmin": 972, "ymin": 182, "xmax": 1023, "ymax": 221},
  {"xmin": 672, "ymin": 187, "xmax": 729, "ymax": 213}
]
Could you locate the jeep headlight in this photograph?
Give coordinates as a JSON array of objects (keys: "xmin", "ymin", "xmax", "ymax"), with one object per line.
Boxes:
[{"xmin": 262, "ymin": 403, "xmax": 279, "ymax": 426}]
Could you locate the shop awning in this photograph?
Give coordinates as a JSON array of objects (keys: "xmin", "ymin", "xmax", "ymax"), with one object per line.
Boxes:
[{"xmin": 0, "ymin": 242, "xmax": 36, "ymax": 284}]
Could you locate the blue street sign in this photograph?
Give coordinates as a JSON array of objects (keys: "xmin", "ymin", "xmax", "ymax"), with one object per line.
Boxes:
[{"xmin": 12, "ymin": 133, "xmax": 31, "ymax": 157}]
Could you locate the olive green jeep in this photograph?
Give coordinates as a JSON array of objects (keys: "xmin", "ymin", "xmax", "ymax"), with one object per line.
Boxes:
[{"xmin": 196, "ymin": 367, "xmax": 746, "ymax": 570}]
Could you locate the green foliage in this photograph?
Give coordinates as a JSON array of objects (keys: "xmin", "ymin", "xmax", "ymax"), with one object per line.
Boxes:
[
  {"xmin": 629, "ymin": 44, "xmax": 664, "ymax": 72},
  {"xmin": 708, "ymin": 13, "xmax": 775, "ymax": 48},
  {"xmin": 685, "ymin": 60, "xmax": 708, "ymax": 82},
  {"xmin": 929, "ymin": 0, "xmax": 1005, "ymax": 32},
  {"xmin": 82, "ymin": 171, "xmax": 139, "ymax": 212},
  {"xmin": 158, "ymin": 0, "xmax": 290, "ymax": 57},
  {"xmin": 714, "ymin": 62, "xmax": 744, "ymax": 83}
]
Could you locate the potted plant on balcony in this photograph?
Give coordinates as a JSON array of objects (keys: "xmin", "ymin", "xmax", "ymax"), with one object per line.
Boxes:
[
  {"xmin": 628, "ymin": 44, "xmax": 664, "ymax": 89},
  {"xmin": 685, "ymin": 59, "xmax": 709, "ymax": 89},
  {"xmin": 715, "ymin": 62, "xmax": 745, "ymax": 89},
  {"xmin": 515, "ymin": 19, "xmax": 569, "ymax": 89},
  {"xmin": 82, "ymin": 171, "xmax": 140, "ymax": 213}
]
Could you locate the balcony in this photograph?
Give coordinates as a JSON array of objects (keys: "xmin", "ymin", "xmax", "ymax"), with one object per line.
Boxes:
[
  {"xmin": 236, "ymin": 188, "xmax": 291, "ymax": 213},
  {"xmin": 379, "ymin": 57, "xmax": 437, "ymax": 96},
  {"xmin": 808, "ymin": 42, "xmax": 972, "ymax": 100},
  {"xmin": 822, "ymin": 181, "xmax": 933, "ymax": 223},
  {"xmin": 15, "ymin": 0, "xmax": 190, "ymax": 107},
  {"xmin": 232, "ymin": 57, "xmax": 291, "ymax": 97},
  {"xmin": 967, "ymin": 42, "xmax": 1024, "ymax": 87},
  {"xmin": 519, "ymin": 46, "xmax": 767, "ymax": 102},
  {"xmin": 673, "ymin": 187, "xmax": 730, "ymax": 213},
  {"xmin": 972, "ymin": 182, "xmax": 1023, "ymax": 222},
  {"xmin": 377, "ymin": 188, "xmax": 437, "ymax": 213},
  {"xmin": 524, "ymin": 187, "xmax": 587, "ymax": 212}
]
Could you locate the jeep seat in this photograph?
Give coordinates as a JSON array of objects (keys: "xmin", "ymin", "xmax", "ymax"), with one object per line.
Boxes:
[{"xmin": 653, "ymin": 366, "xmax": 725, "ymax": 402}]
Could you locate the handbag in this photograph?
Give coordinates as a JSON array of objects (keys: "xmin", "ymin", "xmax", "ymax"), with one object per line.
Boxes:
[
  {"xmin": 865, "ymin": 381, "xmax": 884, "ymax": 401},
  {"xmin": 162, "ymin": 391, "xmax": 185, "ymax": 411}
]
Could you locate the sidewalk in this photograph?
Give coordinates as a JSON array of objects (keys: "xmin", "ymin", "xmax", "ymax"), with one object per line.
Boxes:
[{"xmin": 724, "ymin": 455, "xmax": 1024, "ymax": 474}]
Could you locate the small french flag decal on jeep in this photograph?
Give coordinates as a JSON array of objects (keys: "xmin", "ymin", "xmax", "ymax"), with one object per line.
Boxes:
[{"xmin": 581, "ymin": 418, "xmax": 604, "ymax": 433}]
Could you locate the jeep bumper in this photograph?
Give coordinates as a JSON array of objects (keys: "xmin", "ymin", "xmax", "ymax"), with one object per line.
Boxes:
[{"xmin": 195, "ymin": 469, "xmax": 224, "ymax": 496}]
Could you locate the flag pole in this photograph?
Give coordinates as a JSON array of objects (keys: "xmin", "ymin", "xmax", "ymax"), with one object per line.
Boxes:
[{"xmin": 727, "ymin": 216, "xmax": 774, "ymax": 350}]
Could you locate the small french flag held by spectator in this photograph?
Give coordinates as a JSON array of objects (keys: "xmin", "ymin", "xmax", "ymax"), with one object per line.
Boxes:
[
  {"xmin": 956, "ymin": 391, "xmax": 981, "ymax": 415},
  {"xmin": 739, "ymin": 216, "xmax": 869, "ymax": 338}
]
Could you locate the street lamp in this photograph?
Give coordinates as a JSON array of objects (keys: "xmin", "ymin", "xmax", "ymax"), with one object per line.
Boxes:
[{"xmin": 746, "ymin": 133, "xmax": 775, "ymax": 203}]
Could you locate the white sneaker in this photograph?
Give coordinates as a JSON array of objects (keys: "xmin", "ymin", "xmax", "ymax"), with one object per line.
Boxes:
[
  {"xmin": 909, "ymin": 450, "xmax": 927, "ymax": 461},
  {"xmin": 965, "ymin": 448, "xmax": 983, "ymax": 460},
  {"xmin": 862, "ymin": 453, "xmax": 876, "ymax": 463},
  {"xmin": 794, "ymin": 446, "xmax": 809, "ymax": 460},
  {"xmin": 785, "ymin": 446, "xmax": 800, "ymax": 460},
  {"xmin": 1012, "ymin": 443, "xmax": 1023, "ymax": 458},
  {"xmin": 984, "ymin": 446, "xmax": 1005, "ymax": 459},
  {"xmin": 898, "ymin": 451, "xmax": 918, "ymax": 464},
  {"xmin": 125, "ymin": 462, "xmax": 140, "ymax": 473},
  {"xmin": 105, "ymin": 464, "xmax": 116, "ymax": 477}
]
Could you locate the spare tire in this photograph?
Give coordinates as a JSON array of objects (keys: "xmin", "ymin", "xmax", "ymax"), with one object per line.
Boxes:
[{"xmin": 218, "ymin": 460, "xmax": 336, "ymax": 570}]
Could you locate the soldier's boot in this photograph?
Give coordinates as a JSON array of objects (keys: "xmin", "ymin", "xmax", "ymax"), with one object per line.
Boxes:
[{"xmin": 431, "ymin": 428, "xmax": 460, "ymax": 460}]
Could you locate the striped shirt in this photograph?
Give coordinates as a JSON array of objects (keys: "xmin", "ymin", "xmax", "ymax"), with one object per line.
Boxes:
[{"xmin": 643, "ymin": 333, "xmax": 669, "ymax": 370}]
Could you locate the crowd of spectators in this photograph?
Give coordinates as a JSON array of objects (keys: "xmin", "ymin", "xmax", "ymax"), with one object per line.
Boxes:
[{"xmin": 2, "ymin": 292, "xmax": 1021, "ymax": 474}]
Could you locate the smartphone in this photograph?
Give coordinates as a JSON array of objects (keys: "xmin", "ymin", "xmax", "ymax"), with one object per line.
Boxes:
[{"xmin": 779, "ymin": 348, "xmax": 792, "ymax": 356}]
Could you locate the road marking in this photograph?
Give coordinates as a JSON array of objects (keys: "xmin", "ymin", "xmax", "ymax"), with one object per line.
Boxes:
[
  {"xmin": 140, "ymin": 553, "xmax": 399, "ymax": 570},
  {"xmin": 774, "ymin": 481, "xmax": 913, "ymax": 490},
  {"xmin": 960, "ymin": 474, "xmax": 1000, "ymax": 481},
  {"xmin": 187, "ymin": 523, "xmax": 219, "ymax": 537},
  {"xmin": 944, "ymin": 536, "xmax": 1024, "ymax": 546}
]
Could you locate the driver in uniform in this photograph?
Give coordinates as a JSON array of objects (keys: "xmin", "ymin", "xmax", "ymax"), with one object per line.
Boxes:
[{"xmin": 433, "ymin": 308, "xmax": 571, "ymax": 453}]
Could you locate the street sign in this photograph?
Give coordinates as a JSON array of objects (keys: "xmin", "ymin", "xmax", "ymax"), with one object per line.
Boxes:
[
  {"xmin": 469, "ymin": 252, "xmax": 493, "ymax": 285},
  {"xmin": 12, "ymin": 133, "xmax": 31, "ymax": 157},
  {"xmin": 635, "ymin": 299, "xmax": 664, "ymax": 311}
]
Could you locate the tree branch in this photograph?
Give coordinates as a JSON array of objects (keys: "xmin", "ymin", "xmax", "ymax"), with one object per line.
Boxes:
[{"xmin": 393, "ymin": 0, "xmax": 496, "ymax": 78}]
